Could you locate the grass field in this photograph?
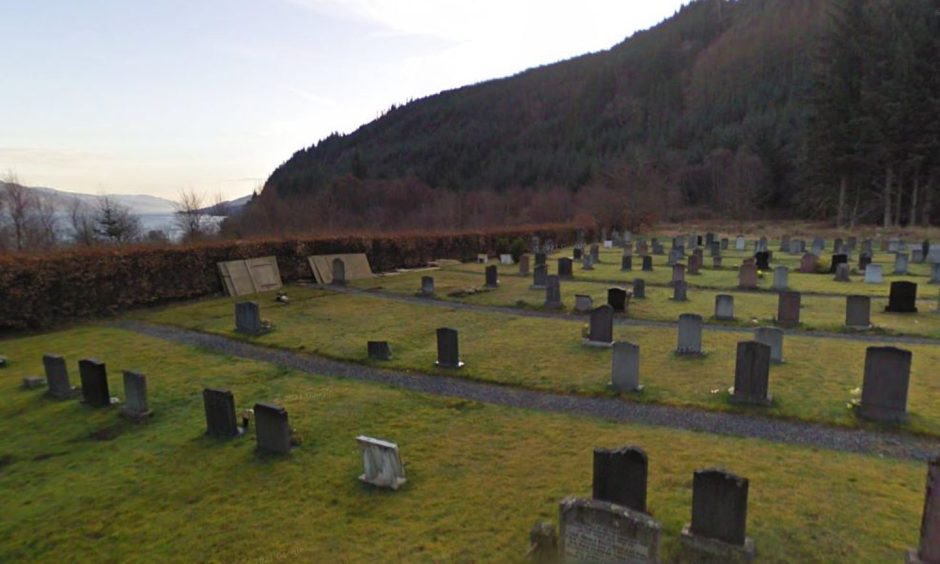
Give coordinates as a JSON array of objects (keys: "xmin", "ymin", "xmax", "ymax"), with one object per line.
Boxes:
[
  {"xmin": 0, "ymin": 326, "xmax": 927, "ymax": 562},
  {"xmin": 139, "ymin": 286, "xmax": 940, "ymax": 437}
]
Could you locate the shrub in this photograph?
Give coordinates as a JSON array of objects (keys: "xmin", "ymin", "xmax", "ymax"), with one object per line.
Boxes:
[{"xmin": 509, "ymin": 238, "xmax": 527, "ymax": 262}]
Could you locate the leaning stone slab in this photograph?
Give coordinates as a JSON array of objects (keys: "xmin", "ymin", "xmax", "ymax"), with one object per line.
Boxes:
[
  {"xmin": 203, "ymin": 388, "xmax": 244, "ymax": 438},
  {"xmin": 44, "ymin": 354, "xmax": 79, "ymax": 399},
  {"xmin": 79, "ymin": 359, "xmax": 117, "ymax": 408},
  {"xmin": 357, "ymin": 435, "xmax": 407, "ymax": 490},
  {"xmin": 559, "ymin": 497, "xmax": 661, "ymax": 563},
  {"xmin": 254, "ymin": 402, "xmax": 292, "ymax": 454}
]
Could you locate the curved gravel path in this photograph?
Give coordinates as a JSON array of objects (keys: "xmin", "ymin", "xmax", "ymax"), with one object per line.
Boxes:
[
  {"xmin": 118, "ymin": 320, "xmax": 940, "ymax": 461},
  {"xmin": 332, "ymin": 286, "xmax": 940, "ymax": 346}
]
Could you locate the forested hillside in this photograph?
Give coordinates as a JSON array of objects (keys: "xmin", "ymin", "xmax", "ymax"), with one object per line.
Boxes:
[{"xmin": 225, "ymin": 0, "xmax": 938, "ymax": 237}]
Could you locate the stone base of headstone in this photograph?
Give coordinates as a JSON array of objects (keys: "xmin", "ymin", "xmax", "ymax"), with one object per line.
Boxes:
[
  {"xmin": 21, "ymin": 376, "xmax": 45, "ymax": 389},
  {"xmin": 47, "ymin": 386, "xmax": 80, "ymax": 399},
  {"xmin": 544, "ymin": 300, "xmax": 563, "ymax": 310},
  {"xmin": 729, "ymin": 392, "xmax": 773, "ymax": 407},
  {"xmin": 680, "ymin": 524, "xmax": 756, "ymax": 563},
  {"xmin": 435, "ymin": 360, "xmax": 465, "ymax": 369},
  {"xmin": 120, "ymin": 406, "xmax": 154, "ymax": 422},
  {"xmin": 582, "ymin": 339, "xmax": 614, "ymax": 349}
]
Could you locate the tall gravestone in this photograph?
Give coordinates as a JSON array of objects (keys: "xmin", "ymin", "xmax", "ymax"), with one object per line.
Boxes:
[
  {"xmin": 859, "ymin": 346, "xmax": 912, "ymax": 423},
  {"xmin": 331, "ymin": 258, "xmax": 346, "ymax": 286},
  {"xmin": 931, "ymin": 263, "xmax": 940, "ymax": 285},
  {"xmin": 676, "ymin": 314, "xmax": 704, "ymax": 355},
  {"xmin": 607, "ymin": 288, "xmax": 628, "ymax": 313},
  {"xmin": 585, "ymin": 305, "xmax": 614, "ymax": 347},
  {"xmin": 772, "ymin": 266, "xmax": 789, "ymax": 291},
  {"xmin": 714, "ymin": 295, "xmax": 735, "ymax": 321},
  {"xmin": 254, "ymin": 402, "xmax": 291, "ymax": 454},
  {"xmin": 485, "ymin": 265, "xmax": 499, "ymax": 288},
  {"xmin": 235, "ymin": 302, "xmax": 266, "ymax": 335},
  {"xmin": 532, "ymin": 264, "xmax": 549, "ymax": 289},
  {"xmin": 535, "ymin": 252, "xmax": 547, "ymax": 266},
  {"xmin": 435, "ymin": 328, "xmax": 464, "ymax": 368},
  {"xmin": 886, "ymin": 282, "xmax": 918, "ymax": 313},
  {"xmin": 732, "ymin": 341, "xmax": 772, "ymax": 405},
  {"xmin": 120, "ymin": 371, "xmax": 152, "ymax": 421},
  {"xmin": 845, "ymin": 295, "xmax": 872, "ymax": 329},
  {"xmin": 420, "ymin": 276, "xmax": 435, "ymax": 297},
  {"xmin": 632, "ymin": 279, "xmax": 646, "ymax": 299},
  {"xmin": 593, "ymin": 446, "xmax": 648, "ymax": 512},
  {"xmin": 44, "ymin": 353, "xmax": 78, "ymax": 399},
  {"xmin": 203, "ymin": 388, "xmax": 242, "ymax": 438},
  {"xmin": 610, "ymin": 342, "xmax": 641, "ymax": 393},
  {"xmin": 908, "ymin": 457, "xmax": 940, "ymax": 564},
  {"xmin": 895, "ymin": 253, "xmax": 910, "ymax": 275},
  {"xmin": 573, "ymin": 247, "xmax": 583, "ymax": 261},
  {"xmin": 642, "ymin": 256, "xmax": 653, "ymax": 272},
  {"xmin": 859, "ymin": 253, "xmax": 872, "ymax": 272},
  {"xmin": 621, "ymin": 255, "xmax": 633, "ymax": 272},
  {"xmin": 777, "ymin": 291, "xmax": 801, "ymax": 327},
  {"xmin": 673, "ymin": 281, "xmax": 688, "ymax": 302},
  {"xmin": 519, "ymin": 255, "xmax": 530, "ymax": 276},
  {"xmin": 545, "ymin": 276, "xmax": 563, "ymax": 310},
  {"xmin": 754, "ymin": 251, "xmax": 770, "ymax": 271},
  {"xmin": 830, "ymin": 253, "xmax": 848, "ymax": 274},
  {"xmin": 79, "ymin": 359, "xmax": 113, "ymax": 408},
  {"xmin": 754, "ymin": 327, "xmax": 784, "ymax": 363},
  {"xmin": 689, "ymin": 253, "xmax": 702, "ymax": 275},
  {"xmin": 559, "ymin": 497, "xmax": 661, "ymax": 563},
  {"xmin": 681, "ymin": 469, "xmax": 755, "ymax": 559},
  {"xmin": 799, "ymin": 253, "xmax": 818, "ymax": 273},
  {"xmin": 672, "ymin": 264, "xmax": 686, "ymax": 286},
  {"xmin": 590, "ymin": 244, "xmax": 600, "ymax": 263}
]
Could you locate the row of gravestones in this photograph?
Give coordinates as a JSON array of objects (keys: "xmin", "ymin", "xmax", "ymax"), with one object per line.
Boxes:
[{"xmin": 530, "ymin": 448, "xmax": 940, "ymax": 563}]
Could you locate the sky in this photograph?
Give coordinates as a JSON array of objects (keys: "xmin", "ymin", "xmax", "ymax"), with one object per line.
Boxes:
[{"xmin": 0, "ymin": 0, "xmax": 690, "ymax": 201}]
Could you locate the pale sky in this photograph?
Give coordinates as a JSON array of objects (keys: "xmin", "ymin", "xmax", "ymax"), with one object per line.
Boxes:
[{"xmin": 0, "ymin": 0, "xmax": 690, "ymax": 200}]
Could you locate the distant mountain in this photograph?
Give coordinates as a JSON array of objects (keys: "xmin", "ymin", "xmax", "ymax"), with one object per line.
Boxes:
[
  {"xmin": 0, "ymin": 182, "xmax": 177, "ymax": 215},
  {"xmin": 199, "ymin": 194, "xmax": 253, "ymax": 216}
]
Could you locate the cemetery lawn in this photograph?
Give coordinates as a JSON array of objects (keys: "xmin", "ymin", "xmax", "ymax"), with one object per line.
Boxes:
[
  {"xmin": 140, "ymin": 287, "xmax": 940, "ymax": 438},
  {"xmin": 0, "ymin": 325, "xmax": 926, "ymax": 562}
]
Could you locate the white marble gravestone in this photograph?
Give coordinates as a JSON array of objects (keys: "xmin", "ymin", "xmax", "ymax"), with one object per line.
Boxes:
[{"xmin": 357, "ymin": 436, "xmax": 407, "ymax": 490}]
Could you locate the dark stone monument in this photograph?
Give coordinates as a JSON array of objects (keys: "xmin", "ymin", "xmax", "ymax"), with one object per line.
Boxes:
[
  {"xmin": 886, "ymin": 281, "xmax": 918, "ymax": 313},
  {"xmin": 44, "ymin": 353, "xmax": 78, "ymax": 399},
  {"xmin": 738, "ymin": 262, "xmax": 758, "ymax": 290},
  {"xmin": 558, "ymin": 258, "xmax": 573, "ymax": 279},
  {"xmin": 642, "ymin": 255, "xmax": 653, "ymax": 272},
  {"xmin": 799, "ymin": 253, "xmax": 818, "ymax": 273},
  {"xmin": 607, "ymin": 287, "xmax": 628, "ymax": 313},
  {"xmin": 79, "ymin": 359, "xmax": 113, "ymax": 408},
  {"xmin": 681, "ymin": 469, "xmax": 755, "ymax": 559},
  {"xmin": 829, "ymin": 253, "xmax": 848, "ymax": 274},
  {"xmin": 688, "ymin": 253, "xmax": 702, "ymax": 275},
  {"xmin": 235, "ymin": 302, "xmax": 268, "ymax": 335},
  {"xmin": 585, "ymin": 305, "xmax": 614, "ymax": 347},
  {"xmin": 754, "ymin": 251, "xmax": 770, "ymax": 271},
  {"xmin": 845, "ymin": 295, "xmax": 871, "ymax": 329},
  {"xmin": 559, "ymin": 497, "xmax": 661, "ymax": 563},
  {"xmin": 621, "ymin": 255, "xmax": 632, "ymax": 272},
  {"xmin": 590, "ymin": 244, "xmax": 600, "ymax": 263},
  {"xmin": 593, "ymin": 446, "xmax": 648, "ymax": 513},
  {"xmin": 532, "ymin": 264, "xmax": 548, "ymax": 289},
  {"xmin": 484, "ymin": 265, "xmax": 499, "ymax": 288},
  {"xmin": 859, "ymin": 346, "xmax": 912, "ymax": 423},
  {"xmin": 203, "ymin": 388, "xmax": 243, "ymax": 438},
  {"xmin": 535, "ymin": 252, "xmax": 547, "ymax": 266},
  {"xmin": 908, "ymin": 457, "xmax": 940, "ymax": 564},
  {"xmin": 518, "ymin": 255, "xmax": 530, "ymax": 276},
  {"xmin": 573, "ymin": 247, "xmax": 583, "ymax": 261},
  {"xmin": 368, "ymin": 341, "xmax": 392, "ymax": 361},
  {"xmin": 632, "ymin": 279, "xmax": 646, "ymax": 299},
  {"xmin": 544, "ymin": 275, "xmax": 563, "ymax": 309},
  {"xmin": 673, "ymin": 281, "xmax": 688, "ymax": 302},
  {"xmin": 435, "ymin": 327, "xmax": 463, "ymax": 368},
  {"xmin": 420, "ymin": 276, "xmax": 434, "ymax": 298},
  {"xmin": 120, "ymin": 371, "xmax": 152, "ymax": 421},
  {"xmin": 254, "ymin": 402, "xmax": 291, "ymax": 454},
  {"xmin": 732, "ymin": 342, "xmax": 772, "ymax": 405},
  {"xmin": 859, "ymin": 253, "xmax": 872, "ymax": 272},
  {"xmin": 777, "ymin": 291, "xmax": 801, "ymax": 327}
]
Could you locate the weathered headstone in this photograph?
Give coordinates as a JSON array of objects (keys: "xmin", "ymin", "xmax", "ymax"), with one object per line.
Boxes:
[
  {"xmin": 712, "ymin": 256, "xmax": 723, "ymax": 269},
  {"xmin": 558, "ymin": 258, "xmax": 573, "ymax": 280},
  {"xmin": 681, "ymin": 469, "xmax": 755, "ymax": 559},
  {"xmin": 829, "ymin": 253, "xmax": 848, "ymax": 274},
  {"xmin": 714, "ymin": 295, "xmax": 735, "ymax": 321},
  {"xmin": 886, "ymin": 281, "xmax": 918, "ymax": 313},
  {"xmin": 642, "ymin": 256, "xmax": 653, "ymax": 272},
  {"xmin": 834, "ymin": 263, "xmax": 851, "ymax": 282},
  {"xmin": 435, "ymin": 327, "xmax": 464, "ymax": 368},
  {"xmin": 532, "ymin": 264, "xmax": 549, "ymax": 289},
  {"xmin": 368, "ymin": 341, "xmax": 392, "ymax": 361},
  {"xmin": 535, "ymin": 252, "xmax": 547, "ymax": 266},
  {"xmin": 519, "ymin": 255, "xmax": 530, "ymax": 276},
  {"xmin": 859, "ymin": 347, "xmax": 912, "ymax": 423},
  {"xmin": 254, "ymin": 402, "xmax": 291, "ymax": 454},
  {"xmin": 865, "ymin": 263, "xmax": 884, "ymax": 284},
  {"xmin": 203, "ymin": 388, "xmax": 243, "ymax": 438},
  {"xmin": 500, "ymin": 254, "xmax": 514, "ymax": 265},
  {"xmin": 44, "ymin": 354, "xmax": 78, "ymax": 399},
  {"xmin": 610, "ymin": 342, "xmax": 641, "ymax": 393},
  {"xmin": 559, "ymin": 497, "xmax": 661, "ymax": 563},
  {"xmin": 590, "ymin": 244, "xmax": 600, "ymax": 263},
  {"xmin": 676, "ymin": 314, "xmax": 703, "ymax": 355},
  {"xmin": 721, "ymin": 238, "xmax": 729, "ymax": 251},
  {"xmin": 485, "ymin": 265, "xmax": 499, "ymax": 288},
  {"xmin": 913, "ymin": 249, "xmax": 925, "ymax": 263},
  {"xmin": 621, "ymin": 255, "xmax": 633, "ymax": 272},
  {"xmin": 79, "ymin": 359, "xmax": 113, "ymax": 408},
  {"xmin": 671, "ymin": 264, "xmax": 686, "ymax": 286},
  {"xmin": 895, "ymin": 253, "xmax": 910, "ymax": 275},
  {"xmin": 673, "ymin": 281, "xmax": 688, "ymax": 302},
  {"xmin": 593, "ymin": 446, "xmax": 647, "ymax": 512},
  {"xmin": 776, "ymin": 291, "xmax": 801, "ymax": 327},
  {"xmin": 908, "ymin": 457, "xmax": 940, "ymax": 564},
  {"xmin": 357, "ymin": 436, "xmax": 407, "ymax": 490},
  {"xmin": 859, "ymin": 253, "xmax": 872, "ymax": 272},
  {"xmin": 754, "ymin": 327, "xmax": 784, "ymax": 363},
  {"xmin": 772, "ymin": 266, "xmax": 789, "ymax": 291},
  {"xmin": 845, "ymin": 295, "xmax": 872, "ymax": 330},
  {"xmin": 931, "ymin": 263, "xmax": 940, "ymax": 284},
  {"xmin": 573, "ymin": 247, "xmax": 583, "ymax": 261},
  {"xmin": 738, "ymin": 262, "xmax": 758, "ymax": 290},
  {"xmin": 420, "ymin": 276, "xmax": 435, "ymax": 297},
  {"xmin": 633, "ymin": 279, "xmax": 646, "ymax": 299},
  {"xmin": 735, "ymin": 236, "xmax": 746, "ymax": 251},
  {"xmin": 732, "ymin": 342, "xmax": 772, "ymax": 405},
  {"xmin": 582, "ymin": 255, "xmax": 594, "ymax": 271},
  {"xmin": 608, "ymin": 287, "xmax": 628, "ymax": 313},
  {"xmin": 799, "ymin": 253, "xmax": 817, "ymax": 274},
  {"xmin": 235, "ymin": 301, "xmax": 268, "ymax": 335},
  {"xmin": 754, "ymin": 251, "xmax": 770, "ymax": 271},
  {"xmin": 575, "ymin": 294, "xmax": 594, "ymax": 313},
  {"xmin": 120, "ymin": 371, "xmax": 152, "ymax": 421},
  {"xmin": 545, "ymin": 276, "xmax": 563, "ymax": 310},
  {"xmin": 585, "ymin": 305, "xmax": 614, "ymax": 347}
]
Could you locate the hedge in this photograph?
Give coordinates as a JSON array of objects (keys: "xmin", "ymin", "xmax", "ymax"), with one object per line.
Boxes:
[{"xmin": 0, "ymin": 223, "xmax": 591, "ymax": 330}]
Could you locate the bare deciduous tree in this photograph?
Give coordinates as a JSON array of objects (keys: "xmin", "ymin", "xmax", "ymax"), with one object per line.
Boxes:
[
  {"xmin": 173, "ymin": 188, "xmax": 212, "ymax": 242},
  {"xmin": 68, "ymin": 198, "xmax": 98, "ymax": 246},
  {"xmin": 95, "ymin": 197, "xmax": 141, "ymax": 244}
]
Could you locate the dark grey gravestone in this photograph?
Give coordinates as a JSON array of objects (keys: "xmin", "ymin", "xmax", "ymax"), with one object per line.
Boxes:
[
  {"xmin": 688, "ymin": 253, "xmax": 702, "ymax": 275},
  {"xmin": 671, "ymin": 264, "xmax": 685, "ymax": 286},
  {"xmin": 732, "ymin": 341, "xmax": 772, "ymax": 405},
  {"xmin": 545, "ymin": 276, "xmax": 563, "ymax": 310},
  {"xmin": 518, "ymin": 255, "xmax": 530, "ymax": 276},
  {"xmin": 677, "ymin": 314, "xmax": 703, "ymax": 355},
  {"xmin": 710, "ymin": 241, "xmax": 721, "ymax": 258},
  {"xmin": 908, "ymin": 457, "xmax": 940, "ymax": 564},
  {"xmin": 593, "ymin": 446, "xmax": 647, "ymax": 512},
  {"xmin": 420, "ymin": 276, "xmax": 435, "ymax": 297},
  {"xmin": 485, "ymin": 265, "xmax": 499, "ymax": 288},
  {"xmin": 931, "ymin": 263, "xmax": 940, "ymax": 284},
  {"xmin": 859, "ymin": 253, "xmax": 872, "ymax": 272},
  {"xmin": 754, "ymin": 252, "xmax": 770, "ymax": 271},
  {"xmin": 331, "ymin": 257, "xmax": 346, "ymax": 286},
  {"xmin": 535, "ymin": 252, "xmax": 547, "ymax": 266},
  {"xmin": 607, "ymin": 287, "xmax": 628, "ymax": 313},
  {"xmin": 235, "ymin": 301, "xmax": 265, "ymax": 335},
  {"xmin": 582, "ymin": 255, "xmax": 594, "ymax": 271},
  {"xmin": 886, "ymin": 282, "xmax": 918, "ymax": 313},
  {"xmin": 621, "ymin": 255, "xmax": 632, "ymax": 272},
  {"xmin": 590, "ymin": 244, "xmax": 600, "ymax": 263},
  {"xmin": 79, "ymin": 359, "xmax": 112, "ymax": 408},
  {"xmin": 642, "ymin": 256, "xmax": 653, "ymax": 272},
  {"xmin": 845, "ymin": 295, "xmax": 871, "ymax": 329},
  {"xmin": 559, "ymin": 497, "xmax": 661, "ymax": 563},
  {"xmin": 585, "ymin": 305, "xmax": 614, "ymax": 347},
  {"xmin": 532, "ymin": 264, "xmax": 548, "ymax": 289},
  {"xmin": 44, "ymin": 353, "xmax": 78, "ymax": 399},
  {"xmin": 859, "ymin": 346, "xmax": 912, "ymax": 423},
  {"xmin": 254, "ymin": 402, "xmax": 291, "ymax": 454},
  {"xmin": 573, "ymin": 247, "xmax": 583, "ymax": 261},
  {"xmin": 830, "ymin": 253, "xmax": 848, "ymax": 274},
  {"xmin": 610, "ymin": 342, "xmax": 641, "ymax": 393},
  {"xmin": 673, "ymin": 281, "xmax": 688, "ymax": 302},
  {"xmin": 632, "ymin": 279, "xmax": 646, "ymax": 299},
  {"xmin": 834, "ymin": 262, "xmax": 851, "ymax": 282},
  {"xmin": 368, "ymin": 341, "xmax": 392, "ymax": 361},
  {"xmin": 721, "ymin": 238, "xmax": 729, "ymax": 250},
  {"xmin": 754, "ymin": 327, "xmax": 784, "ymax": 363},
  {"xmin": 435, "ymin": 327, "xmax": 463, "ymax": 368},
  {"xmin": 558, "ymin": 258, "xmax": 573, "ymax": 279},
  {"xmin": 682, "ymin": 469, "xmax": 755, "ymax": 558},
  {"xmin": 777, "ymin": 291, "xmax": 801, "ymax": 327},
  {"xmin": 714, "ymin": 294, "xmax": 735, "ymax": 321},
  {"xmin": 772, "ymin": 266, "xmax": 789, "ymax": 290},
  {"xmin": 713, "ymin": 256, "xmax": 723, "ymax": 269},
  {"xmin": 120, "ymin": 371, "xmax": 152, "ymax": 421},
  {"xmin": 203, "ymin": 388, "xmax": 242, "ymax": 438}
]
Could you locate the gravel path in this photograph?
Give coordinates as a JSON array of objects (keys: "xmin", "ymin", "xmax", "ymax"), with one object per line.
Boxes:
[
  {"xmin": 333, "ymin": 286, "xmax": 940, "ymax": 346},
  {"xmin": 118, "ymin": 320, "xmax": 940, "ymax": 461}
]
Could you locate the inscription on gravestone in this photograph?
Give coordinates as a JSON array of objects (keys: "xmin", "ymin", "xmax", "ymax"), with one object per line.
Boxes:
[{"xmin": 559, "ymin": 497, "xmax": 661, "ymax": 563}]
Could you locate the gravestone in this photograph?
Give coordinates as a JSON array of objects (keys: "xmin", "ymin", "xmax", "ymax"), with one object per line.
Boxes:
[
  {"xmin": 420, "ymin": 276, "xmax": 435, "ymax": 297},
  {"xmin": 895, "ymin": 253, "xmax": 910, "ymax": 275},
  {"xmin": 642, "ymin": 256, "xmax": 653, "ymax": 272},
  {"xmin": 621, "ymin": 255, "xmax": 633, "ymax": 272},
  {"xmin": 780, "ymin": 235, "xmax": 790, "ymax": 252},
  {"xmin": 812, "ymin": 237, "xmax": 825, "ymax": 256},
  {"xmin": 886, "ymin": 282, "xmax": 918, "ymax": 313},
  {"xmin": 681, "ymin": 469, "xmax": 755, "ymax": 559},
  {"xmin": 476, "ymin": 253, "xmax": 488, "ymax": 264},
  {"xmin": 714, "ymin": 295, "xmax": 735, "ymax": 321},
  {"xmin": 671, "ymin": 264, "xmax": 686, "ymax": 286},
  {"xmin": 834, "ymin": 238, "xmax": 845, "ymax": 253},
  {"xmin": 203, "ymin": 388, "xmax": 243, "ymax": 438},
  {"xmin": 829, "ymin": 253, "xmax": 848, "ymax": 274},
  {"xmin": 44, "ymin": 353, "xmax": 78, "ymax": 399},
  {"xmin": 710, "ymin": 241, "xmax": 721, "ymax": 258},
  {"xmin": 558, "ymin": 258, "xmax": 573, "ymax": 280},
  {"xmin": 845, "ymin": 296, "xmax": 872, "ymax": 329},
  {"xmin": 908, "ymin": 457, "xmax": 940, "ymax": 564},
  {"xmin": 688, "ymin": 253, "xmax": 702, "ymax": 275},
  {"xmin": 757, "ymin": 236, "xmax": 768, "ymax": 252},
  {"xmin": 593, "ymin": 446, "xmax": 647, "ymax": 512},
  {"xmin": 559, "ymin": 497, "xmax": 661, "ymax": 563},
  {"xmin": 633, "ymin": 279, "xmax": 646, "ymax": 299},
  {"xmin": 676, "ymin": 314, "xmax": 703, "ymax": 355},
  {"xmin": 573, "ymin": 247, "xmax": 583, "ymax": 261},
  {"xmin": 585, "ymin": 305, "xmax": 614, "ymax": 347},
  {"xmin": 859, "ymin": 347, "xmax": 912, "ymax": 423},
  {"xmin": 735, "ymin": 236, "xmax": 746, "ymax": 251},
  {"xmin": 865, "ymin": 263, "xmax": 884, "ymax": 284},
  {"xmin": 799, "ymin": 253, "xmax": 817, "ymax": 273},
  {"xmin": 754, "ymin": 327, "xmax": 784, "ymax": 363},
  {"xmin": 79, "ymin": 359, "xmax": 113, "ymax": 408},
  {"xmin": 848, "ymin": 236, "xmax": 858, "ymax": 252},
  {"xmin": 435, "ymin": 327, "xmax": 464, "ymax": 368},
  {"xmin": 721, "ymin": 238, "xmax": 729, "ymax": 250},
  {"xmin": 519, "ymin": 255, "xmax": 530, "ymax": 276},
  {"xmin": 772, "ymin": 266, "xmax": 789, "ymax": 291},
  {"xmin": 637, "ymin": 240, "xmax": 650, "ymax": 255},
  {"xmin": 859, "ymin": 253, "xmax": 872, "ymax": 272},
  {"xmin": 331, "ymin": 257, "xmax": 346, "ymax": 286},
  {"xmin": 608, "ymin": 288, "xmax": 628, "ymax": 313},
  {"xmin": 667, "ymin": 249, "xmax": 680, "ymax": 267},
  {"xmin": 834, "ymin": 263, "xmax": 851, "ymax": 282},
  {"xmin": 368, "ymin": 341, "xmax": 392, "ymax": 361},
  {"xmin": 532, "ymin": 264, "xmax": 548, "ymax": 289},
  {"xmin": 485, "ymin": 265, "xmax": 499, "ymax": 288},
  {"xmin": 738, "ymin": 263, "xmax": 758, "ymax": 290},
  {"xmin": 732, "ymin": 342, "xmax": 772, "ymax": 405},
  {"xmin": 357, "ymin": 436, "xmax": 407, "ymax": 490},
  {"xmin": 673, "ymin": 281, "xmax": 688, "ymax": 302},
  {"xmin": 652, "ymin": 241, "xmax": 664, "ymax": 255},
  {"xmin": 706, "ymin": 232, "xmax": 715, "ymax": 247},
  {"xmin": 120, "ymin": 371, "xmax": 152, "ymax": 421},
  {"xmin": 754, "ymin": 252, "xmax": 770, "ymax": 271},
  {"xmin": 235, "ymin": 302, "xmax": 268, "ymax": 335},
  {"xmin": 777, "ymin": 291, "xmax": 801, "ymax": 327},
  {"xmin": 610, "ymin": 342, "xmax": 641, "ymax": 393},
  {"xmin": 545, "ymin": 276, "xmax": 563, "ymax": 310},
  {"xmin": 575, "ymin": 294, "xmax": 593, "ymax": 313},
  {"xmin": 500, "ymin": 254, "xmax": 514, "ymax": 265},
  {"xmin": 582, "ymin": 255, "xmax": 594, "ymax": 271},
  {"xmin": 713, "ymin": 256, "xmax": 723, "ymax": 269},
  {"xmin": 254, "ymin": 402, "xmax": 291, "ymax": 454},
  {"xmin": 22, "ymin": 376, "xmax": 45, "ymax": 389},
  {"xmin": 535, "ymin": 252, "xmax": 547, "ymax": 266},
  {"xmin": 590, "ymin": 244, "xmax": 600, "ymax": 263},
  {"xmin": 931, "ymin": 263, "xmax": 940, "ymax": 284},
  {"xmin": 913, "ymin": 249, "xmax": 925, "ymax": 263}
]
